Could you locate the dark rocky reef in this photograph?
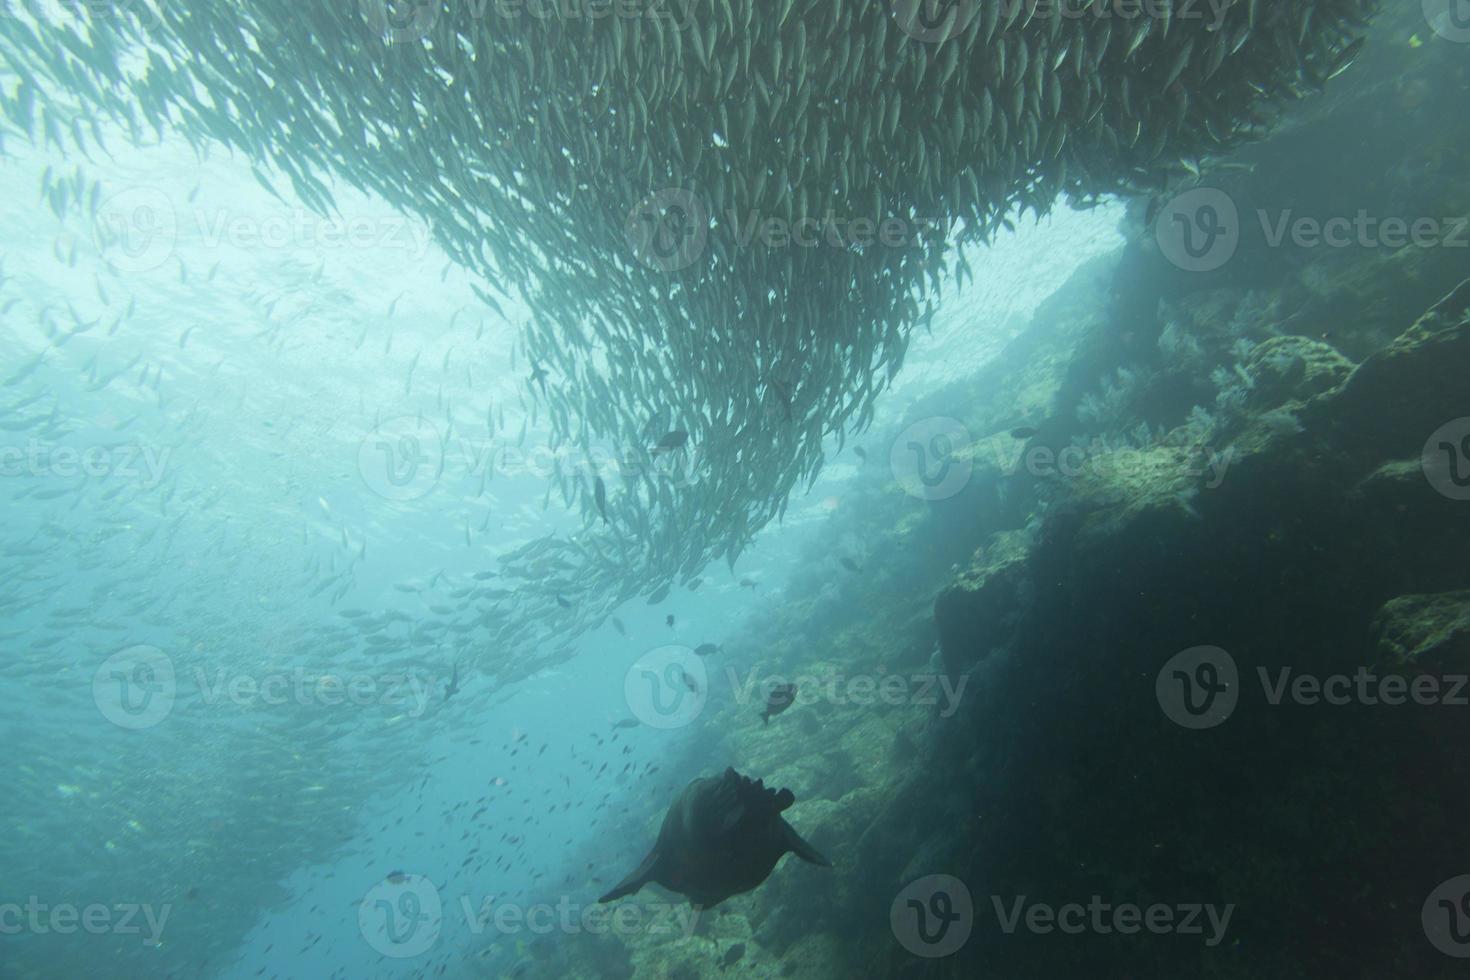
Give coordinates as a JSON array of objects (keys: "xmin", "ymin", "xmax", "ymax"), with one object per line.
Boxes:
[
  {"xmin": 920, "ymin": 278, "xmax": 1470, "ymax": 979},
  {"xmin": 867, "ymin": 24, "xmax": 1470, "ymax": 978}
]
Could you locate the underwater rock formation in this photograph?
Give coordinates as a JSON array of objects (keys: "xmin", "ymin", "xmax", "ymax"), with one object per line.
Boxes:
[
  {"xmin": 1372, "ymin": 591, "xmax": 1470, "ymax": 670},
  {"xmin": 916, "ymin": 280, "xmax": 1470, "ymax": 980}
]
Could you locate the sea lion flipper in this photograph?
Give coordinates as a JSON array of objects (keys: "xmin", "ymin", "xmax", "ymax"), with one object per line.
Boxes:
[
  {"xmin": 780, "ymin": 818, "xmax": 831, "ymax": 867},
  {"xmin": 599, "ymin": 849, "xmax": 661, "ymax": 903}
]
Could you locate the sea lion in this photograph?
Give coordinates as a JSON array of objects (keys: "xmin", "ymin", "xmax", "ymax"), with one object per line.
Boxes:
[{"xmin": 598, "ymin": 768, "xmax": 830, "ymax": 909}]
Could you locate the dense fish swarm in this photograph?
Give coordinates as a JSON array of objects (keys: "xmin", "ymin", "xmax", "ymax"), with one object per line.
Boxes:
[{"xmin": 0, "ymin": 0, "xmax": 1374, "ymax": 632}]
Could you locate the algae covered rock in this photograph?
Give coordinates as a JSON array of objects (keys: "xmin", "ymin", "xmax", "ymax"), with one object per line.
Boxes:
[
  {"xmin": 1372, "ymin": 592, "xmax": 1470, "ymax": 670},
  {"xmin": 1240, "ymin": 334, "xmax": 1354, "ymax": 408},
  {"xmin": 1300, "ymin": 277, "xmax": 1470, "ymax": 465},
  {"xmin": 933, "ymin": 529, "xmax": 1033, "ymax": 674}
]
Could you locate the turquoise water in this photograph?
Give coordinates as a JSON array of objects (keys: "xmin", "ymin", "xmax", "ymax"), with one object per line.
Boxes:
[
  {"xmin": 0, "ymin": 105, "xmax": 1120, "ymax": 978},
  {"xmin": 15, "ymin": 3, "xmax": 1461, "ymax": 978}
]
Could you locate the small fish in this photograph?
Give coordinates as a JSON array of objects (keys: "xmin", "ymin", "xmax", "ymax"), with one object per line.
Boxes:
[
  {"xmin": 651, "ymin": 430, "xmax": 689, "ymax": 454},
  {"xmin": 720, "ymin": 942, "xmax": 746, "ymax": 970},
  {"xmin": 1145, "ymin": 194, "xmax": 1165, "ymax": 227},
  {"xmin": 761, "ymin": 684, "xmax": 797, "ymax": 725},
  {"xmin": 1010, "ymin": 426, "xmax": 1038, "ymax": 440},
  {"xmin": 612, "ymin": 718, "xmax": 640, "ymax": 730},
  {"xmin": 694, "ymin": 643, "xmax": 720, "ymax": 657},
  {"xmin": 839, "ymin": 557, "xmax": 861, "ymax": 573},
  {"xmin": 557, "ymin": 594, "xmax": 572, "ymax": 609},
  {"xmin": 612, "ymin": 617, "xmax": 626, "ymax": 636},
  {"xmin": 1327, "ymin": 36, "xmax": 1365, "ymax": 80},
  {"xmin": 687, "ymin": 577, "xmax": 703, "ymax": 591},
  {"xmin": 769, "ymin": 378, "xmax": 793, "ymax": 422},
  {"xmin": 444, "ymin": 662, "xmax": 461, "ymax": 702},
  {"xmin": 739, "ymin": 578, "xmax": 758, "ymax": 590},
  {"xmin": 853, "ymin": 446, "xmax": 867, "ymax": 463},
  {"xmin": 666, "ymin": 614, "xmax": 675, "ymax": 628},
  {"xmin": 591, "ymin": 477, "xmax": 608, "ymax": 524}
]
